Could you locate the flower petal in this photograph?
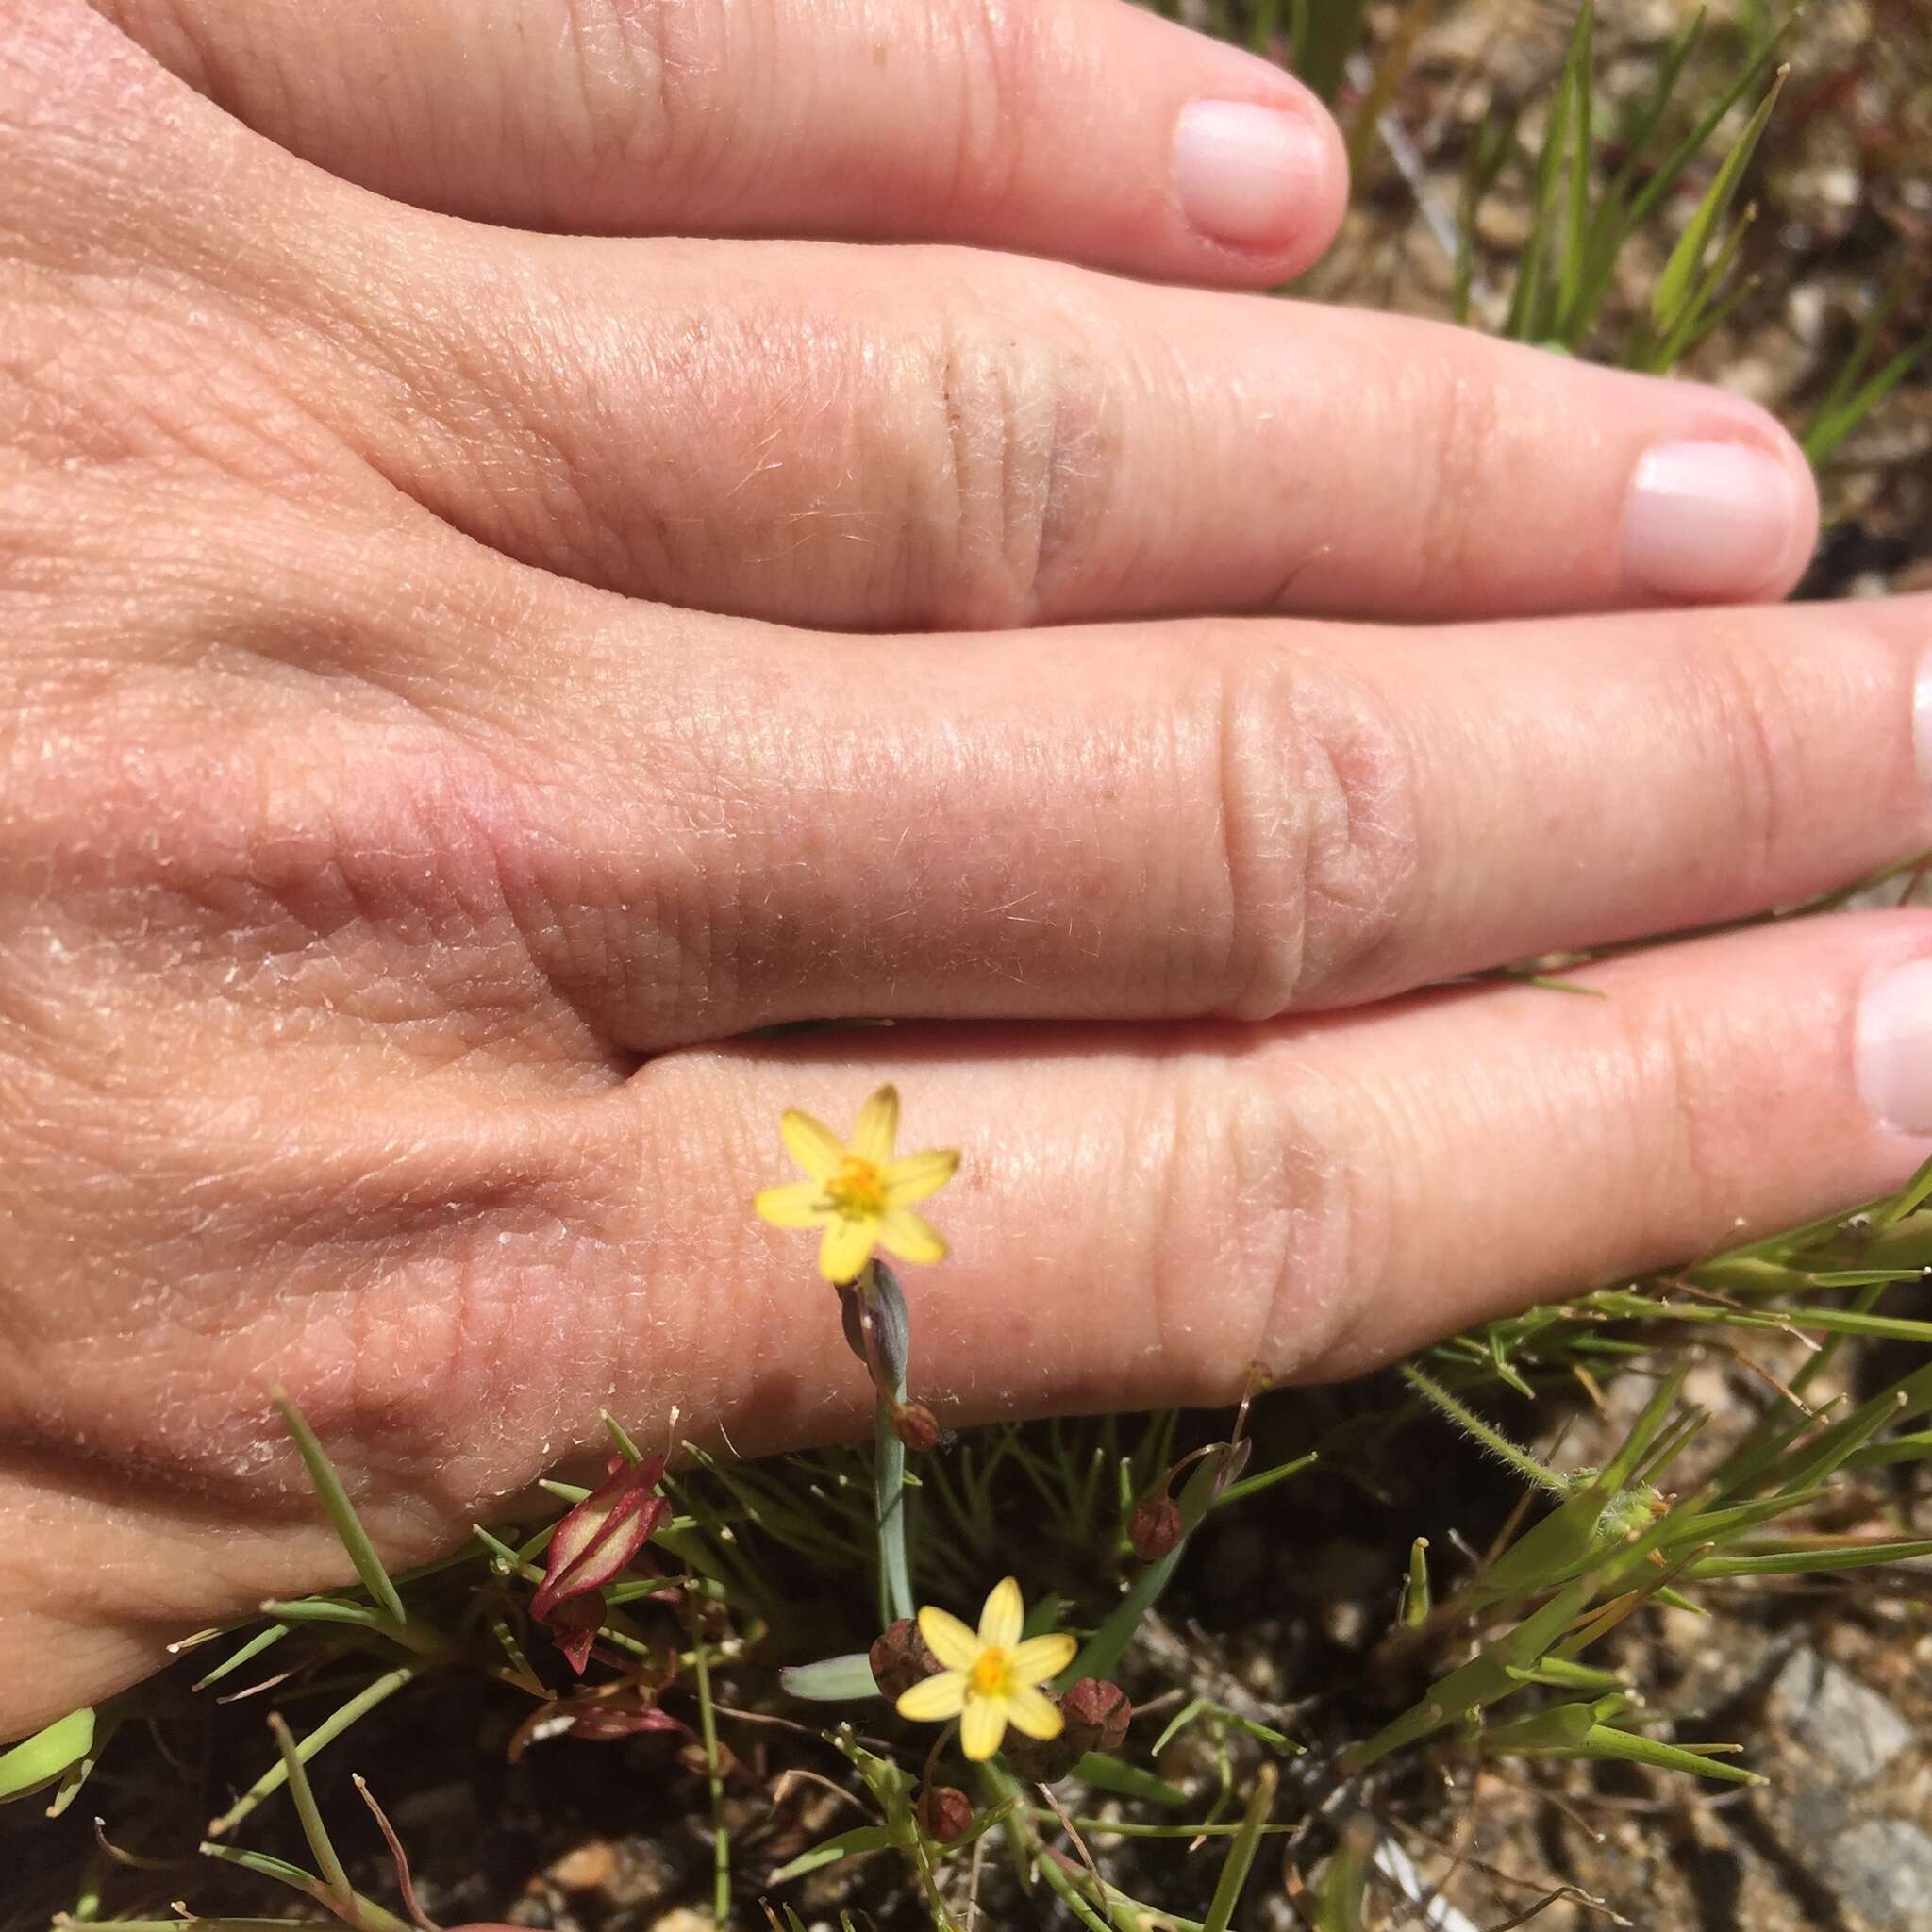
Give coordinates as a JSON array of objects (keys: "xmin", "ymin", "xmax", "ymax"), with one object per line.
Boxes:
[
  {"xmin": 1008, "ymin": 1634, "xmax": 1078, "ymax": 1685},
  {"xmin": 918, "ymin": 1606, "xmax": 982, "ymax": 1673},
  {"xmin": 877, "ymin": 1207, "xmax": 947, "ymax": 1266},
  {"xmin": 1003, "ymin": 1684, "xmax": 1066, "ymax": 1741},
  {"xmin": 817, "ymin": 1214, "xmax": 876, "ymax": 1284},
  {"xmin": 977, "ymin": 1575, "xmax": 1024, "ymax": 1652},
  {"xmin": 850, "ymin": 1085, "xmax": 900, "ymax": 1166},
  {"xmin": 959, "ymin": 1693, "xmax": 1008, "ymax": 1762},
  {"xmin": 779, "ymin": 1108, "xmax": 844, "ymax": 1182},
  {"xmin": 896, "ymin": 1670, "xmax": 967, "ymax": 1722},
  {"xmin": 882, "ymin": 1148, "xmax": 960, "ymax": 1207},
  {"xmin": 753, "ymin": 1181, "xmax": 828, "ymax": 1229}
]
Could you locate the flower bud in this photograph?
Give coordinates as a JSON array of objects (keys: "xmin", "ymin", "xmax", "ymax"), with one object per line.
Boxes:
[
  {"xmin": 869, "ymin": 1617, "xmax": 941, "ymax": 1701},
  {"xmin": 1127, "ymin": 1493, "xmax": 1184, "ymax": 1562},
  {"xmin": 1059, "ymin": 1678, "xmax": 1132, "ymax": 1757},
  {"xmin": 891, "ymin": 1402, "xmax": 940, "ymax": 1454},
  {"xmin": 918, "ymin": 1784, "xmax": 974, "ymax": 1843}
]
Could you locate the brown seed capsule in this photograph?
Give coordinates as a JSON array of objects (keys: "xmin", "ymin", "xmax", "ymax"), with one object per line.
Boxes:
[
  {"xmin": 1127, "ymin": 1493, "xmax": 1184, "ymax": 1562},
  {"xmin": 918, "ymin": 1784, "xmax": 974, "ymax": 1843},
  {"xmin": 869, "ymin": 1617, "xmax": 941, "ymax": 1701},
  {"xmin": 1059, "ymin": 1677, "xmax": 1133, "ymax": 1757},
  {"xmin": 1000, "ymin": 1710, "xmax": 1080, "ymax": 1787},
  {"xmin": 892, "ymin": 1401, "xmax": 941, "ymax": 1454}
]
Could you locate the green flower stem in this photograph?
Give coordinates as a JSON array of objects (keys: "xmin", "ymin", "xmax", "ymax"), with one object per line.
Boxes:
[
  {"xmin": 1401, "ymin": 1363, "xmax": 1568, "ymax": 1495},
  {"xmin": 857, "ymin": 1263, "xmax": 916, "ymax": 1625},
  {"xmin": 874, "ymin": 1396, "xmax": 914, "ymax": 1625},
  {"xmin": 687, "ymin": 1597, "xmax": 732, "ymax": 1925}
]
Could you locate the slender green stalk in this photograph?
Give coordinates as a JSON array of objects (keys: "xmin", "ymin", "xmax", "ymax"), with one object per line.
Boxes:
[
  {"xmin": 688, "ymin": 1599, "xmax": 732, "ymax": 1924},
  {"xmin": 1402, "ymin": 1364, "xmax": 1567, "ymax": 1494},
  {"xmin": 874, "ymin": 1399, "xmax": 914, "ymax": 1624},
  {"xmin": 1201, "ymin": 1764, "xmax": 1275, "ymax": 1932},
  {"xmin": 857, "ymin": 1263, "xmax": 916, "ymax": 1624},
  {"xmin": 208, "ymin": 1665, "xmax": 418, "ymax": 1837},
  {"xmin": 269, "ymin": 1714, "xmax": 354, "ymax": 1907}
]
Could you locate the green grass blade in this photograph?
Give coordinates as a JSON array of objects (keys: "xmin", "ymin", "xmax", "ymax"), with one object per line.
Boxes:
[
  {"xmin": 767, "ymin": 1824, "xmax": 894, "ymax": 1887},
  {"xmin": 192, "ymin": 1624, "xmax": 292, "ymax": 1694},
  {"xmin": 1201, "ymin": 1763, "xmax": 1275, "ymax": 1932},
  {"xmin": 208, "ymin": 1665, "xmax": 418, "ymax": 1837},
  {"xmin": 0, "ymin": 1707, "xmax": 93, "ymax": 1804},
  {"xmin": 274, "ymin": 1391, "xmax": 407, "ymax": 1628},
  {"xmin": 1213, "ymin": 1450, "xmax": 1318, "ymax": 1508},
  {"xmin": 1687, "ymin": 1537, "xmax": 1932, "ymax": 1578},
  {"xmin": 1650, "ymin": 70, "xmax": 1784, "ymax": 332},
  {"xmin": 1806, "ymin": 327, "xmax": 1932, "ymax": 467},
  {"xmin": 1557, "ymin": 4, "xmax": 1594, "ymax": 322}
]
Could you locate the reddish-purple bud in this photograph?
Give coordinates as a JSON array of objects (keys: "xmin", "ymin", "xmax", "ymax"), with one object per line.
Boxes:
[
  {"xmin": 891, "ymin": 1402, "xmax": 941, "ymax": 1454},
  {"xmin": 531, "ymin": 1452, "xmax": 668, "ymax": 1672},
  {"xmin": 1127, "ymin": 1493, "xmax": 1184, "ymax": 1562},
  {"xmin": 542, "ymin": 1595, "xmax": 608, "ymax": 1676},
  {"xmin": 1060, "ymin": 1678, "xmax": 1132, "ymax": 1757},
  {"xmin": 918, "ymin": 1785, "xmax": 974, "ymax": 1843},
  {"xmin": 869, "ymin": 1617, "xmax": 941, "ymax": 1700}
]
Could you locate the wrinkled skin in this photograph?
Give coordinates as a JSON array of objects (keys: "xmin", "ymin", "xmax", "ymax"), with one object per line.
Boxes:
[{"xmin": 3, "ymin": 0, "xmax": 1928, "ymax": 1740}]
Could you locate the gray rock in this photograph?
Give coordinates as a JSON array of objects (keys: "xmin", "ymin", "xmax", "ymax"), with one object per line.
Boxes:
[
  {"xmin": 1769, "ymin": 1646, "xmax": 1912, "ymax": 1785},
  {"xmin": 1825, "ymin": 1819, "xmax": 1932, "ymax": 1930}
]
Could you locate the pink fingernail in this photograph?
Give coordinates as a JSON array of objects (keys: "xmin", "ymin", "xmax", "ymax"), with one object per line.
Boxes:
[
  {"xmin": 1621, "ymin": 440, "xmax": 1800, "ymax": 602},
  {"xmin": 1172, "ymin": 100, "xmax": 1327, "ymax": 248},
  {"xmin": 1856, "ymin": 957, "xmax": 1932, "ymax": 1133},
  {"xmin": 1915, "ymin": 650, "xmax": 1932, "ymax": 800}
]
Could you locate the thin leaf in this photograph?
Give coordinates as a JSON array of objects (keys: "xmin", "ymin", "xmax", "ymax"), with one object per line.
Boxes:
[
  {"xmin": 274, "ymin": 1390, "xmax": 407, "ymax": 1627},
  {"xmin": 780, "ymin": 1652, "xmax": 883, "ymax": 1702},
  {"xmin": 1202, "ymin": 1763, "xmax": 1275, "ymax": 1932},
  {"xmin": 767, "ymin": 1824, "xmax": 895, "ymax": 1886},
  {"xmin": 1073, "ymin": 1753, "xmax": 1190, "ymax": 1808},
  {"xmin": 208, "ymin": 1666, "xmax": 418, "ymax": 1837},
  {"xmin": 0, "ymin": 1707, "xmax": 93, "ymax": 1804},
  {"xmin": 1650, "ymin": 70, "xmax": 1785, "ymax": 330},
  {"xmin": 1687, "ymin": 1537, "xmax": 1932, "ymax": 1578}
]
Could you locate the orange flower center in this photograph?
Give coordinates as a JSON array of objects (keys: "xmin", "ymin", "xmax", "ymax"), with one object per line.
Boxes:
[
  {"xmin": 970, "ymin": 1650, "xmax": 1011, "ymax": 1698},
  {"xmin": 824, "ymin": 1155, "xmax": 887, "ymax": 1220}
]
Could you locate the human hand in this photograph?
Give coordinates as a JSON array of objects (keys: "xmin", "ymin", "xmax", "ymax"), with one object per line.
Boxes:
[{"xmin": 3, "ymin": 0, "xmax": 1925, "ymax": 1739}]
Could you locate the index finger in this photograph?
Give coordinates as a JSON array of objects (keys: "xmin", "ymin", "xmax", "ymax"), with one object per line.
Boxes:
[{"xmin": 88, "ymin": 0, "xmax": 1347, "ymax": 280}]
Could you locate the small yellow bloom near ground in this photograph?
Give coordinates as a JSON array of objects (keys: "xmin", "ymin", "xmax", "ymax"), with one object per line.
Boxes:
[
  {"xmin": 894, "ymin": 1576, "xmax": 1078, "ymax": 1761},
  {"xmin": 752, "ymin": 1084, "xmax": 960, "ymax": 1283}
]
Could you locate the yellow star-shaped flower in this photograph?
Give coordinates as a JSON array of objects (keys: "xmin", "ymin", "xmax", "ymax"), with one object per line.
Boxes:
[
  {"xmin": 753, "ymin": 1085, "xmax": 959, "ymax": 1284},
  {"xmin": 893, "ymin": 1576, "xmax": 1077, "ymax": 1762}
]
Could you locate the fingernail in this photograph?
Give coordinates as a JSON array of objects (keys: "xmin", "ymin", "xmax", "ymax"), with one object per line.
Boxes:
[
  {"xmin": 1172, "ymin": 100, "xmax": 1327, "ymax": 247},
  {"xmin": 1622, "ymin": 440, "xmax": 1799, "ymax": 601},
  {"xmin": 1915, "ymin": 650, "xmax": 1932, "ymax": 799},
  {"xmin": 1856, "ymin": 957, "xmax": 1932, "ymax": 1132}
]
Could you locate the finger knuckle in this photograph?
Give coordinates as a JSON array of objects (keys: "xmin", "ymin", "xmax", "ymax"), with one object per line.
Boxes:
[
  {"xmin": 1680, "ymin": 623, "xmax": 1799, "ymax": 886},
  {"xmin": 1414, "ymin": 361, "xmax": 1508, "ymax": 590},
  {"xmin": 913, "ymin": 305, "xmax": 1122, "ymax": 628},
  {"xmin": 1611, "ymin": 980, "xmax": 1741, "ymax": 1231},
  {"xmin": 1149, "ymin": 1051, "xmax": 1370, "ymax": 1393},
  {"xmin": 1208, "ymin": 645, "xmax": 1421, "ymax": 1018},
  {"xmin": 554, "ymin": 0, "xmax": 723, "ymax": 192},
  {"xmin": 935, "ymin": 0, "xmax": 1039, "ymax": 218}
]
